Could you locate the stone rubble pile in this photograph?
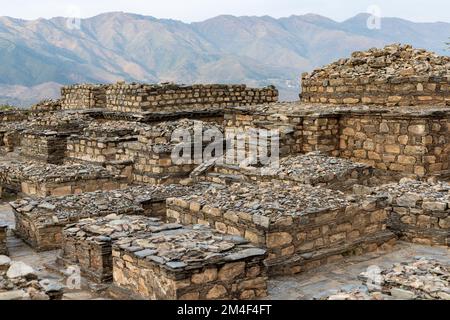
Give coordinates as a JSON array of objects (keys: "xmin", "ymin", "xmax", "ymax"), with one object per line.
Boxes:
[
  {"xmin": 0, "ymin": 255, "xmax": 64, "ymax": 300},
  {"xmin": 172, "ymin": 181, "xmax": 350, "ymax": 221},
  {"xmin": 305, "ymin": 44, "xmax": 450, "ymax": 81},
  {"xmin": 324, "ymin": 258, "xmax": 449, "ymax": 300}
]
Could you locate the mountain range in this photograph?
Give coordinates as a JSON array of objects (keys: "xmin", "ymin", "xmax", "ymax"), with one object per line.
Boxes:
[{"xmin": 0, "ymin": 12, "xmax": 449, "ymax": 106}]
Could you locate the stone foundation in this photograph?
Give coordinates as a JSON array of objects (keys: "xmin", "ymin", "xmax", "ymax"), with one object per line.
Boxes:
[
  {"xmin": 128, "ymin": 119, "xmax": 224, "ymax": 184},
  {"xmin": 106, "ymin": 83, "xmax": 278, "ymax": 113},
  {"xmin": 192, "ymin": 152, "xmax": 385, "ymax": 191},
  {"xmin": 166, "ymin": 182, "xmax": 396, "ymax": 275},
  {"xmin": 10, "ymin": 192, "xmax": 144, "ymax": 251},
  {"xmin": 224, "ymin": 103, "xmax": 450, "ymax": 178},
  {"xmin": 20, "ymin": 131, "xmax": 73, "ymax": 165},
  {"xmin": 0, "ymin": 161, "xmax": 128, "ymax": 197},
  {"xmin": 61, "ymin": 84, "xmax": 108, "ymax": 109},
  {"xmin": 60, "ymin": 215, "xmax": 181, "ymax": 282},
  {"xmin": 376, "ymin": 181, "xmax": 450, "ymax": 246},
  {"xmin": 301, "ymin": 44, "xmax": 450, "ymax": 107},
  {"xmin": 112, "ymin": 225, "xmax": 267, "ymax": 300}
]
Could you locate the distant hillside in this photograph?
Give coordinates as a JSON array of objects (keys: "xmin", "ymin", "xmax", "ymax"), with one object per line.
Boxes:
[{"xmin": 0, "ymin": 12, "xmax": 449, "ymax": 106}]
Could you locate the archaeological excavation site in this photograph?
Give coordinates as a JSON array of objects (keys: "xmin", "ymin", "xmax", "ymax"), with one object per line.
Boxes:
[{"xmin": 0, "ymin": 44, "xmax": 449, "ymax": 301}]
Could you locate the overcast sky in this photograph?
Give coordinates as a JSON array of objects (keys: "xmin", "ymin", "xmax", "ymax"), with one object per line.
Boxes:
[{"xmin": 1, "ymin": 0, "xmax": 449, "ymax": 22}]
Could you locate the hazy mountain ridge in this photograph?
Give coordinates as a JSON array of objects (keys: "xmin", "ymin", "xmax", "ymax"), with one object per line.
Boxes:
[{"xmin": 0, "ymin": 12, "xmax": 449, "ymax": 107}]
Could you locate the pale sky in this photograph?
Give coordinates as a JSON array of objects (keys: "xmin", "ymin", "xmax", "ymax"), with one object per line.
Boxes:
[{"xmin": 0, "ymin": 0, "xmax": 449, "ymax": 23}]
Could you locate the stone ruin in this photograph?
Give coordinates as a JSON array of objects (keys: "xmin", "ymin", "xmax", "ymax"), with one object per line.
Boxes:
[{"xmin": 0, "ymin": 44, "xmax": 449, "ymax": 300}]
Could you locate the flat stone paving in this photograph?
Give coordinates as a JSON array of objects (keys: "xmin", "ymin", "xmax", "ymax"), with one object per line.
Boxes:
[{"xmin": 1, "ymin": 201, "xmax": 449, "ymax": 300}]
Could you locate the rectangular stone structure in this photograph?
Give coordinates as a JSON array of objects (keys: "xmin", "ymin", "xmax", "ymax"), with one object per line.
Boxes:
[
  {"xmin": 301, "ymin": 44, "xmax": 450, "ymax": 107},
  {"xmin": 376, "ymin": 180, "xmax": 450, "ymax": 246},
  {"xmin": 193, "ymin": 152, "xmax": 377, "ymax": 191},
  {"xmin": 225, "ymin": 102, "xmax": 450, "ymax": 178},
  {"xmin": 61, "ymin": 84, "xmax": 108, "ymax": 110},
  {"xmin": 0, "ymin": 161, "xmax": 128, "ymax": 197},
  {"xmin": 112, "ymin": 225, "xmax": 267, "ymax": 300},
  {"xmin": 60, "ymin": 215, "xmax": 182, "ymax": 282},
  {"xmin": 128, "ymin": 119, "xmax": 224, "ymax": 184},
  {"xmin": 10, "ymin": 191, "xmax": 145, "ymax": 251},
  {"xmin": 20, "ymin": 130, "xmax": 73, "ymax": 165},
  {"xmin": 166, "ymin": 181, "xmax": 396, "ymax": 275},
  {"xmin": 0, "ymin": 224, "xmax": 7, "ymax": 255},
  {"xmin": 106, "ymin": 83, "xmax": 278, "ymax": 113},
  {"xmin": 9, "ymin": 184, "xmax": 211, "ymax": 251}
]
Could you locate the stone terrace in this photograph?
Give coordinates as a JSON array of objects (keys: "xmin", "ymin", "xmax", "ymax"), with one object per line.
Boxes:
[
  {"xmin": 225, "ymin": 102, "xmax": 450, "ymax": 178},
  {"xmin": 374, "ymin": 180, "xmax": 450, "ymax": 246},
  {"xmin": 167, "ymin": 181, "xmax": 396, "ymax": 275},
  {"xmin": 112, "ymin": 224, "xmax": 267, "ymax": 300},
  {"xmin": 9, "ymin": 184, "xmax": 212, "ymax": 251},
  {"xmin": 60, "ymin": 215, "xmax": 182, "ymax": 282},
  {"xmin": 128, "ymin": 119, "xmax": 224, "ymax": 184},
  {"xmin": 301, "ymin": 44, "xmax": 450, "ymax": 106},
  {"xmin": 193, "ymin": 152, "xmax": 389, "ymax": 191},
  {"xmin": 0, "ymin": 161, "xmax": 128, "ymax": 197}
]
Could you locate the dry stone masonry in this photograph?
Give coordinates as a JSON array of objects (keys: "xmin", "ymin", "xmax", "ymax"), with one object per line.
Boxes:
[
  {"xmin": 193, "ymin": 152, "xmax": 379, "ymax": 191},
  {"xmin": 302, "ymin": 44, "xmax": 450, "ymax": 106},
  {"xmin": 60, "ymin": 215, "xmax": 182, "ymax": 282},
  {"xmin": 323, "ymin": 258, "xmax": 449, "ymax": 300},
  {"xmin": 0, "ymin": 160, "xmax": 127, "ymax": 197},
  {"xmin": 105, "ymin": 83, "xmax": 278, "ymax": 113},
  {"xmin": 166, "ymin": 181, "xmax": 396, "ymax": 275},
  {"xmin": 375, "ymin": 180, "xmax": 450, "ymax": 246},
  {"xmin": 112, "ymin": 224, "xmax": 267, "ymax": 300},
  {"xmin": 0, "ymin": 45, "xmax": 449, "ymax": 300}
]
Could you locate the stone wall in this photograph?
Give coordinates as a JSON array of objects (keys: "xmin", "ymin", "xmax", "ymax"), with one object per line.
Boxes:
[
  {"xmin": 0, "ymin": 224, "xmax": 7, "ymax": 255},
  {"xmin": 0, "ymin": 161, "xmax": 128, "ymax": 197},
  {"xmin": 20, "ymin": 131, "xmax": 73, "ymax": 165},
  {"xmin": 339, "ymin": 113, "xmax": 450, "ymax": 177},
  {"xmin": 61, "ymin": 84, "xmax": 107, "ymax": 110},
  {"xmin": 166, "ymin": 182, "xmax": 396, "ymax": 275},
  {"xmin": 224, "ymin": 103, "xmax": 450, "ymax": 178},
  {"xmin": 128, "ymin": 119, "xmax": 224, "ymax": 184},
  {"xmin": 376, "ymin": 181, "xmax": 450, "ymax": 246},
  {"xmin": 301, "ymin": 44, "xmax": 450, "ymax": 107},
  {"xmin": 106, "ymin": 83, "xmax": 278, "ymax": 113},
  {"xmin": 112, "ymin": 225, "xmax": 267, "ymax": 300},
  {"xmin": 60, "ymin": 215, "xmax": 180, "ymax": 282},
  {"xmin": 192, "ymin": 152, "xmax": 381, "ymax": 191},
  {"xmin": 10, "ymin": 192, "xmax": 144, "ymax": 251}
]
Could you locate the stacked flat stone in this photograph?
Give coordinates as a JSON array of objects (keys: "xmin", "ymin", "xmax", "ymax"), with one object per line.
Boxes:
[
  {"xmin": 60, "ymin": 214, "xmax": 182, "ymax": 282},
  {"xmin": 224, "ymin": 102, "xmax": 450, "ymax": 177},
  {"xmin": 66, "ymin": 121, "xmax": 146, "ymax": 165},
  {"xmin": 129, "ymin": 119, "xmax": 224, "ymax": 184},
  {"xmin": 0, "ymin": 160, "xmax": 127, "ymax": 197},
  {"xmin": 195, "ymin": 152, "xmax": 375, "ymax": 191},
  {"xmin": 30, "ymin": 99, "xmax": 62, "ymax": 111},
  {"xmin": 374, "ymin": 180, "xmax": 450, "ymax": 245},
  {"xmin": 0, "ymin": 224, "xmax": 7, "ymax": 255},
  {"xmin": 105, "ymin": 82, "xmax": 278, "ymax": 113},
  {"xmin": 112, "ymin": 224, "xmax": 267, "ymax": 300},
  {"xmin": 9, "ymin": 184, "xmax": 212, "ymax": 251},
  {"xmin": 167, "ymin": 181, "xmax": 395, "ymax": 275},
  {"xmin": 10, "ymin": 190, "xmax": 144, "ymax": 251},
  {"xmin": 325, "ymin": 258, "xmax": 449, "ymax": 300},
  {"xmin": 61, "ymin": 84, "xmax": 108, "ymax": 109},
  {"xmin": 0, "ymin": 256, "xmax": 64, "ymax": 300},
  {"xmin": 302, "ymin": 44, "xmax": 450, "ymax": 106}
]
